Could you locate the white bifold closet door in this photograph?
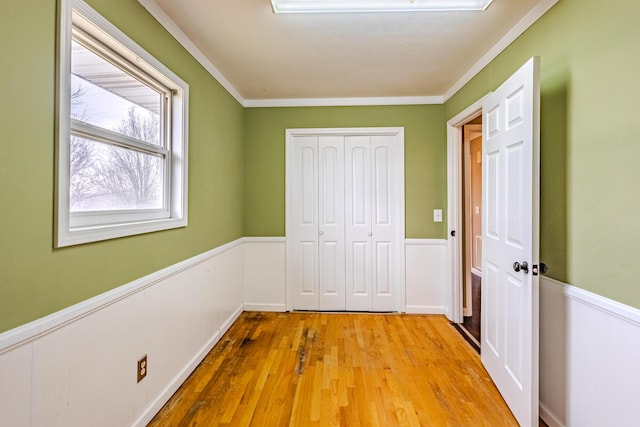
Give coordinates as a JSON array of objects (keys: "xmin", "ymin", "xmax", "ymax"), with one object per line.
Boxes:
[
  {"xmin": 289, "ymin": 131, "xmax": 402, "ymax": 312},
  {"xmin": 345, "ymin": 135, "xmax": 399, "ymax": 312},
  {"xmin": 291, "ymin": 136, "xmax": 346, "ymax": 311}
]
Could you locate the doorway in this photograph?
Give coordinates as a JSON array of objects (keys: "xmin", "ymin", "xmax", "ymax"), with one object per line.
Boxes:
[
  {"xmin": 461, "ymin": 121, "xmax": 482, "ymax": 348},
  {"xmin": 446, "ymin": 99, "xmax": 483, "ymax": 327}
]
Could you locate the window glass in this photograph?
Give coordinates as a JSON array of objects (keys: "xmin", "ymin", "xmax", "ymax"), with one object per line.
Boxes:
[
  {"xmin": 69, "ymin": 137, "xmax": 164, "ymax": 211},
  {"xmin": 71, "ymin": 40, "xmax": 163, "ymax": 147}
]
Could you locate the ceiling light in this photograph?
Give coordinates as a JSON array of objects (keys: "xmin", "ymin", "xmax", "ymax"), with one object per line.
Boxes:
[{"xmin": 271, "ymin": 0, "xmax": 493, "ymax": 14}]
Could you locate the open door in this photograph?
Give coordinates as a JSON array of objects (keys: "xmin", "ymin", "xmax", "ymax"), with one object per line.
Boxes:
[{"xmin": 481, "ymin": 57, "xmax": 540, "ymax": 427}]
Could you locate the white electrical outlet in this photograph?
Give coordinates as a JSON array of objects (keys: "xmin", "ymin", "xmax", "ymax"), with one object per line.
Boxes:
[
  {"xmin": 433, "ymin": 209, "xmax": 442, "ymax": 222},
  {"xmin": 137, "ymin": 355, "xmax": 147, "ymax": 383}
]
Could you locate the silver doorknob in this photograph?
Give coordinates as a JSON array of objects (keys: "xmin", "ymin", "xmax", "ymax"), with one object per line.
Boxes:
[
  {"xmin": 513, "ymin": 261, "xmax": 529, "ymax": 274},
  {"xmin": 319, "ymin": 231, "xmax": 324, "ymax": 235}
]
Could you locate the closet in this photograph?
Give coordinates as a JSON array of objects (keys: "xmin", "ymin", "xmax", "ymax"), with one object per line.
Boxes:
[{"xmin": 286, "ymin": 128, "xmax": 404, "ymax": 312}]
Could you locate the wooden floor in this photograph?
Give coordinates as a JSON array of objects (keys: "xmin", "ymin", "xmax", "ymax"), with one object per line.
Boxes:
[{"xmin": 148, "ymin": 312, "xmax": 520, "ymax": 426}]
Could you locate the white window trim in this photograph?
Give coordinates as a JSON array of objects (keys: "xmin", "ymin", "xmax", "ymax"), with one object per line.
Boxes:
[{"xmin": 56, "ymin": 0, "xmax": 189, "ymax": 247}]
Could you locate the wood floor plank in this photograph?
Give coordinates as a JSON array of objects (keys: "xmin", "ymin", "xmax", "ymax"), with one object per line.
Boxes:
[{"xmin": 148, "ymin": 312, "xmax": 524, "ymax": 426}]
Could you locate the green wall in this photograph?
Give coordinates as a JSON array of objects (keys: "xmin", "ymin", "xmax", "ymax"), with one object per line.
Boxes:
[
  {"xmin": 0, "ymin": 0, "xmax": 245, "ymax": 333},
  {"xmin": 445, "ymin": 0, "xmax": 640, "ymax": 308},
  {"xmin": 244, "ymin": 105, "xmax": 447, "ymax": 239}
]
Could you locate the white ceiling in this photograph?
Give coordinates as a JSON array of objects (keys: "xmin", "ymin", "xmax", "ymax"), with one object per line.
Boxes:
[{"xmin": 140, "ymin": 0, "xmax": 554, "ymax": 105}]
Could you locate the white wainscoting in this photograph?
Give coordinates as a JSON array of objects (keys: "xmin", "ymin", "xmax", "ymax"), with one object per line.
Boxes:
[
  {"xmin": 539, "ymin": 276, "xmax": 640, "ymax": 427},
  {"xmin": 241, "ymin": 238, "xmax": 449, "ymax": 314},
  {"xmin": 243, "ymin": 237, "xmax": 286, "ymax": 312},
  {"xmin": 405, "ymin": 239, "xmax": 448, "ymax": 314},
  {"xmin": 0, "ymin": 239, "xmax": 245, "ymax": 427},
  {"xmin": 6, "ymin": 237, "xmax": 638, "ymax": 427}
]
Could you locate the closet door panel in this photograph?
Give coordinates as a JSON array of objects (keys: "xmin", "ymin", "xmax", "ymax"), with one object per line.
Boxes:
[
  {"xmin": 291, "ymin": 136, "xmax": 319, "ymax": 310},
  {"xmin": 345, "ymin": 136, "xmax": 373, "ymax": 310},
  {"xmin": 318, "ymin": 136, "xmax": 346, "ymax": 310},
  {"xmin": 300, "ymin": 241, "xmax": 317, "ymax": 294},
  {"xmin": 371, "ymin": 136, "xmax": 400, "ymax": 311},
  {"xmin": 375, "ymin": 241, "xmax": 392, "ymax": 296}
]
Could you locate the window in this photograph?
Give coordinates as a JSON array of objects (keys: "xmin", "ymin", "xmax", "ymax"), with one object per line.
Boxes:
[{"xmin": 56, "ymin": 0, "xmax": 188, "ymax": 247}]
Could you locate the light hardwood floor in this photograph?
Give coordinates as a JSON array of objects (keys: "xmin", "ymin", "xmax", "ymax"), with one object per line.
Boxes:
[{"xmin": 148, "ymin": 312, "xmax": 520, "ymax": 426}]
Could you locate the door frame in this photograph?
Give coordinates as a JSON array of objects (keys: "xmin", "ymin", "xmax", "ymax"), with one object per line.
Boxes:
[
  {"xmin": 446, "ymin": 98, "xmax": 485, "ymax": 323},
  {"xmin": 285, "ymin": 127, "xmax": 406, "ymax": 313}
]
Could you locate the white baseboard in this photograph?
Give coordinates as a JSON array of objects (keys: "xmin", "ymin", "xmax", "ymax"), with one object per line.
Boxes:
[
  {"xmin": 242, "ymin": 236, "xmax": 286, "ymax": 244},
  {"xmin": 405, "ymin": 305, "xmax": 446, "ymax": 315},
  {"xmin": 540, "ymin": 402, "xmax": 564, "ymax": 427},
  {"xmin": 244, "ymin": 303, "xmax": 287, "ymax": 312}
]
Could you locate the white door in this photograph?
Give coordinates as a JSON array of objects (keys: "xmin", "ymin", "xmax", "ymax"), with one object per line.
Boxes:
[
  {"xmin": 291, "ymin": 136, "xmax": 320, "ymax": 310},
  {"xmin": 481, "ymin": 57, "xmax": 540, "ymax": 427},
  {"xmin": 288, "ymin": 128, "xmax": 404, "ymax": 312},
  {"xmin": 345, "ymin": 136, "xmax": 372, "ymax": 311},
  {"xmin": 291, "ymin": 136, "xmax": 346, "ymax": 310},
  {"xmin": 370, "ymin": 135, "xmax": 401, "ymax": 311},
  {"xmin": 318, "ymin": 137, "xmax": 346, "ymax": 310},
  {"xmin": 345, "ymin": 135, "xmax": 401, "ymax": 311}
]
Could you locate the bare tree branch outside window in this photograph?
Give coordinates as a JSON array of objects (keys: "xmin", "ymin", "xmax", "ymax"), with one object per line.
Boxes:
[
  {"xmin": 69, "ymin": 84, "xmax": 163, "ymax": 211},
  {"xmin": 69, "ymin": 84, "xmax": 98, "ymax": 208},
  {"xmin": 97, "ymin": 109, "xmax": 162, "ymax": 209}
]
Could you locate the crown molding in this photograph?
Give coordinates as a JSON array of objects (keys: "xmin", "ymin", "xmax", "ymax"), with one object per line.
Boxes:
[
  {"xmin": 139, "ymin": 0, "xmax": 558, "ymax": 108},
  {"xmin": 244, "ymin": 96, "xmax": 443, "ymax": 108}
]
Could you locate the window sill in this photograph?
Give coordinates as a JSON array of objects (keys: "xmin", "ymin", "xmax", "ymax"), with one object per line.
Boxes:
[{"xmin": 56, "ymin": 216, "xmax": 187, "ymax": 247}]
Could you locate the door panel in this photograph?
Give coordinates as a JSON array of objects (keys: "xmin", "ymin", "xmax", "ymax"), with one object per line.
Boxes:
[
  {"xmin": 291, "ymin": 137, "xmax": 319, "ymax": 310},
  {"xmin": 506, "ymin": 141, "xmax": 525, "ymax": 249},
  {"xmin": 351, "ymin": 241, "xmax": 370, "ymax": 296},
  {"xmin": 318, "ymin": 136, "xmax": 345, "ymax": 310},
  {"xmin": 345, "ymin": 136, "xmax": 372, "ymax": 311},
  {"xmin": 485, "ymin": 262, "xmax": 500, "ymax": 356},
  {"xmin": 300, "ymin": 146, "xmax": 316, "ymax": 225},
  {"xmin": 375, "ymin": 241, "xmax": 391, "ymax": 295},
  {"xmin": 320, "ymin": 242, "xmax": 338, "ymax": 292},
  {"xmin": 485, "ymin": 150, "xmax": 500, "ymax": 239},
  {"xmin": 506, "ymin": 272, "xmax": 525, "ymax": 388},
  {"xmin": 300, "ymin": 241, "xmax": 316, "ymax": 294},
  {"xmin": 350, "ymin": 144, "xmax": 370, "ymax": 227},
  {"xmin": 373, "ymin": 145, "xmax": 391, "ymax": 225},
  {"xmin": 371, "ymin": 136, "xmax": 400, "ymax": 311},
  {"xmin": 481, "ymin": 57, "xmax": 540, "ymax": 427}
]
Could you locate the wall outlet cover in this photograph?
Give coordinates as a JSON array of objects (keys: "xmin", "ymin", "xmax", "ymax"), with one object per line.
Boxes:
[{"xmin": 137, "ymin": 355, "xmax": 147, "ymax": 383}]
